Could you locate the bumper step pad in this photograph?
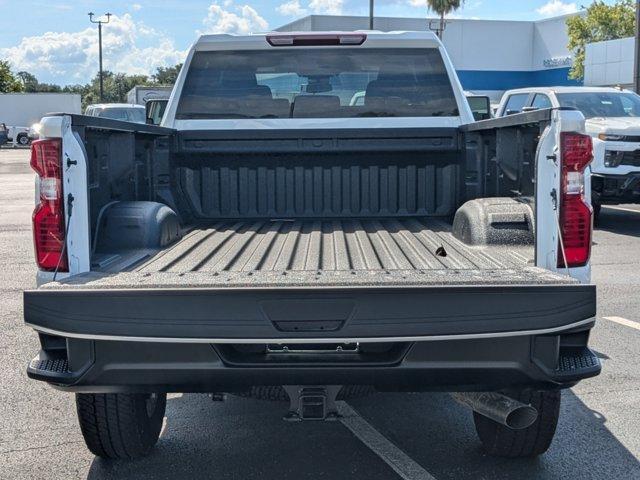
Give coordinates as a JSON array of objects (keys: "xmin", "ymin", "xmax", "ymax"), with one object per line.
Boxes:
[
  {"xmin": 27, "ymin": 354, "xmax": 77, "ymax": 384},
  {"xmin": 29, "ymin": 357, "xmax": 70, "ymax": 374},
  {"xmin": 555, "ymin": 347, "xmax": 601, "ymax": 380}
]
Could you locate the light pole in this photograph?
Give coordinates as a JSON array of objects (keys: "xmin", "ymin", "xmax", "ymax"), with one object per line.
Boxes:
[
  {"xmin": 369, "ymin": 0, "xmax": 374, "ymax": 30},
  {"xmin": 89, "ymin": 12, "xmax": 112, "ymax": 102},
  {"xmin": 635, "ymin": 0, "xmax": 640, "ymax": 93}
]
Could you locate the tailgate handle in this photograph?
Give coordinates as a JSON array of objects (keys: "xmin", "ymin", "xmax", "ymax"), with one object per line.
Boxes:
[{"xmin": 261, "ymin": 299, "xmax": 355, "ymax": 332}]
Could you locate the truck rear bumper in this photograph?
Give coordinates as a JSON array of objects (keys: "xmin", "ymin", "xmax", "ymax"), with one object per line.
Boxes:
[
  {"xmin": 24, "ymin": 283, "xmax": 599, "ymax": 392},
  {"xmin": 27, "ymin": 321, "xmax": 600, "ymax": 393}
]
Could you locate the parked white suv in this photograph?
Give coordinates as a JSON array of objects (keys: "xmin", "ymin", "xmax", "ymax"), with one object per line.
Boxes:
[{"xmin": 497, "ymin": 87, "xmax": 640, "ymax": 218}]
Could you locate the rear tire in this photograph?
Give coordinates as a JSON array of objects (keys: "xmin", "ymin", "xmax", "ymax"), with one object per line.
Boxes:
[
  {"xmin": 76, "ymin": 393, "xmax": 166, "ymax": 459},
  {"xmin": 593, "ymin": 202, "xmax": 601, "ymax": 226},
  {"xmin": 17, "ymin": 133, "xmax": 30, "ymax": 146},
  {"xmin": 473, "ymin": 390, "xmax": 561, "ymax": 458}
]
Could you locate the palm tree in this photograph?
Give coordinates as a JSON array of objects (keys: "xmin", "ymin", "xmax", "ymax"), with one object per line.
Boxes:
[{"xmin": 426, "ymin": 0, "xmax": 465, "ymax": 39}]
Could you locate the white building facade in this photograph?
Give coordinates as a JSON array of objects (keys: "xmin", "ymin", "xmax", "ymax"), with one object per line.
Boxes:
[
  {"xmin": 277, "ymin": 14, "xmax": 582, "ymax": 101},
  {"xmin": 584, "ymin": 37, "xmax": 634, "ymax": 89}
]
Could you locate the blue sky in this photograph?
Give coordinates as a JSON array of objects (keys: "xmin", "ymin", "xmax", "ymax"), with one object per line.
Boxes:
[{"xmin": 0, "ymin": 1, "xmax": 616, "ymax": 85}]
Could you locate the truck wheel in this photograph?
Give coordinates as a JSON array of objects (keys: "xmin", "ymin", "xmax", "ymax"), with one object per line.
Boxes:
[
  {"xmin": 76, "ymin": 393, "xmax": 166, "ymax": 459},
  {"xmin": 17, "ymin": 134, "xmax": 30, "ymax": 146},
  {"xmin": 593, "ymin": 202, "xmax": 601, "ymax": 225},
  {"xmin": 473, "ymin": 390, "xmax": 560, "ymax": 458}
]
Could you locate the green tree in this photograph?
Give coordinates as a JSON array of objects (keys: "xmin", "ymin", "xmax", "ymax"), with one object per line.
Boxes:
[
  {"xmin": 426, "ymin": 0, "xmax": 465, "ymax": 38},
  {"xmin": 1, "ymin": 62, "xmax": 181, "ymax": 109},
  {"xmin": 567, "ymin": 0, "xmax": 636, "ymax": 80},
  {"xmin": 152, "ymin": 64, "xmax": 182, "ymax": 85},
  {"xmin": 0, "ymin": 60, "xmax": 24, "ymax": 92},
  {"xmin": 16, "ymin": 71, "xmax": 63, "ymax": 93},
  {"xmin": 111, "ymin": 73, "xmax": 150, "ymax": 102},
  {"xmin": 16, "ymin": 71, "xmax": 38, "ymax": 92},
  {"xmin": 34, "ymin": 83, "xmax": 63, "ymax": 93},
  {"xmin": 74, "ymin": 71, "xmax": 150, "ymax": 109}
]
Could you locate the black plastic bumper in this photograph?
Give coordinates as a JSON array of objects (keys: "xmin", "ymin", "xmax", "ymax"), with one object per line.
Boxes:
[
  {"xmin": 27, "ymin": 322, "xmax": 600, "ymax": 393},
  {"xmin": 592, "ymin": 172, "xmax": 640, "ymax": 205}
]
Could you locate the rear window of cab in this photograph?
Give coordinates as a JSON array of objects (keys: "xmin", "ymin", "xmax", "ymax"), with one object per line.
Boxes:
[{"xmin": 176, "ymin": 48, "xmax": 460, "ymax": 119}]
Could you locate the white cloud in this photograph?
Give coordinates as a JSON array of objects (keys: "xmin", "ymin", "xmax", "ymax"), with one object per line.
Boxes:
[
  {"xmin": 131, "ymin": 3, "xmax": 142, "ymax": 11},
  {"xmin": 276, "ymin": 0, "xmax": 341, "ymax": 17},
  {"xmin": 536, "ymin": 1, "xmax": 578, "ymax": 17},
  {"xmin": 309, "ymin": 0, "xmax": 343, "ymax": 15},
  {"xmin": 277, "ymin": 0, "xmax": 307, "ymax": 17},
  {"xmin": 201, "ymin": 2, "xmax": 269, "ymax": 34},
  {"xmin": 0, "ymin": 14, "xmax": 187, "ymax": 85}
]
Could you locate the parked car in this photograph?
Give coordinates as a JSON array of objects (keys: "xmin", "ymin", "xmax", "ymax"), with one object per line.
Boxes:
[
  {"xmin": 84, "ymin": 103, "xmax": 146, "ymax": 124},
  {"xmin": 8, "ymin": 127, "xmax": 31, "ymax": 146},
  {"xmin": 0, "ymin": 123, "xmax": 8, "ymax": 147},
  {"xmin": 496, "ymin": 87, "xmax": 640, "ymax": 218},
  {"xmin": 25, "ymin": 31, "xmax": 599, "ymax": 461}
]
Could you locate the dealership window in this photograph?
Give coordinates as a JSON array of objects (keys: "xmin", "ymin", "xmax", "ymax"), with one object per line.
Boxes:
[{"xmin": 504, "ymin": 94, "xmax": 529, "ymax": 115}]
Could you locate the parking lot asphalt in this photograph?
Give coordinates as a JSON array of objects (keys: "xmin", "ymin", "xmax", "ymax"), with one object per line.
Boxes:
[{"xmin": 1, "ymin": 147, "xmax": 639, "ymax": 479}]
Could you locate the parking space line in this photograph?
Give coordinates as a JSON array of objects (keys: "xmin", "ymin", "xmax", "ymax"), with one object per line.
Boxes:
[
  {"xmin": 603, "ymin": 316, "xmax": 640, "ymax": 331},
  {"xmin": 604, "ymin": 206, "xmax": 640, "ymax": 215},
  {"xmin": 337, "ymin": 401, "xmax": 437, "ymax": 480}
]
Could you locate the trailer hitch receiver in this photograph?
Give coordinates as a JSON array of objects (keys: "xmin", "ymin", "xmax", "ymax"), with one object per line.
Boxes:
[{"xmin": 283, "ymin": 385, "xmax": 341, "ymax": 421}]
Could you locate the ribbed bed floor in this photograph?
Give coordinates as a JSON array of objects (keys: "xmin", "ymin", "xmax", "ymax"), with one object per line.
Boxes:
[
  {"xmin": 138, "ymin": 218, "xmax": 530, "ymax": 273},
  {"xmin": 56, "ymin": 217, "xmax": 577, "ymax": 289}
]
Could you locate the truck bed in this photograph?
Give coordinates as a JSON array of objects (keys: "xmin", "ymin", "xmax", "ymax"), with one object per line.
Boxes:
[{"xmin": 55, "ymin": 217, "xmax": 571, "ymax": 289}]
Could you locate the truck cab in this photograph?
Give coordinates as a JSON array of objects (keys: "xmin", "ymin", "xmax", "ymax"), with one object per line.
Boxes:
[
  {"xmin": 25, "ymin": 32, "xmax": 599, "ymax": 460},
  {"xmin": 497, "ymin": 86, "xmax": 640, "ymax": 217}
]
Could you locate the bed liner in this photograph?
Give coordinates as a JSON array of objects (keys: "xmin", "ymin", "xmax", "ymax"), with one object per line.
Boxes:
[{"xmin": 48, "ymin": 217, "xmax": 573, "ymax": 289}]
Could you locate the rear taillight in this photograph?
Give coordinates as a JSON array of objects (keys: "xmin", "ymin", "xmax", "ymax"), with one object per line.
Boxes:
[
  {"xmin": 31, "ymin": 139, "xmax": 68, "ymax": 272},
  {"xmin": 558, "ymin": 132, "xmax": 593, "ymax": 269}
]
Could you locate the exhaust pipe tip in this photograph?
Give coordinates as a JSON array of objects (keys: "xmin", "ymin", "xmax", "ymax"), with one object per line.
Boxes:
[
  {"xmin": 451, "ymin": 392, "xmax": 539, "ymax": 430},
  {"xmin": 505, "ymin": 405, "xmax": 538, "ymax": 430}
]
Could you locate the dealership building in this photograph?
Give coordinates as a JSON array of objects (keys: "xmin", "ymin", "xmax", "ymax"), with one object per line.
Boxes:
[{"xmin": 277, "ymin": 13, "xmax": 632, "ymax": 102}]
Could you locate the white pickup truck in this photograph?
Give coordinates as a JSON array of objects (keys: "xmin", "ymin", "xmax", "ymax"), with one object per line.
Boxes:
[
  {"xmin": 24, "ymin": 31, "xmax": 600, "ymax": 460},
  {"xmin": 496, "ymin": 87, "xmax": 640, "ymax": 218}
]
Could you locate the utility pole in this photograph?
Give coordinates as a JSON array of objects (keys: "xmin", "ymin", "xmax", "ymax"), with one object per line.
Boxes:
[
  {"xmin": 369, "ymin": 0, "xmax": 374, "ymax": 30},
  {"xmin": 89, "ymin": 12, "xmax": 112, "ymax": 102},
  {"xmin": 635, "ymin": 0, "xmax": 640, "ymax": 93}
]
